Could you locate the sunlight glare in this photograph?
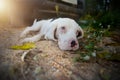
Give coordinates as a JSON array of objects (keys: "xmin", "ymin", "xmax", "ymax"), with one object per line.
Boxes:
[{"xmin": 0, "ymin": 0, "xmax": 7, "ymax": 11}]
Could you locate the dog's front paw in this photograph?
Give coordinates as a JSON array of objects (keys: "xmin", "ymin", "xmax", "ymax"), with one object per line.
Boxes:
[
  {"xmin": 20, "ymin": 27, "xmax": 30, "ymax": 38},
  {"xmin": 20, "ymin": 32, "xmax": 27, "ymax": 38}
]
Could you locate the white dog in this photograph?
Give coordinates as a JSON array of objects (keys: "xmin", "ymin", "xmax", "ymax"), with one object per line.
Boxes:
[{"xmin": 20, "ymin": 18, "xmax": 84, "ymax": 50}]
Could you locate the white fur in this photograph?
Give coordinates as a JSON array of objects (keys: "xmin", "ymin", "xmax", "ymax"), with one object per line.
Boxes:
[{"xmin": 20, "ymin": 18, "xmax": 83, "ymax": 50}]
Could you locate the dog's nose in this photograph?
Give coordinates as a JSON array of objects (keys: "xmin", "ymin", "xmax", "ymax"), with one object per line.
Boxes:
[{"xmin": 71, "ymin": 40, "xmax": 77, "ymax": 47}]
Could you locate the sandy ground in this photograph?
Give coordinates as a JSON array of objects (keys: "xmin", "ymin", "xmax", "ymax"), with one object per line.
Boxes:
[{"xmin": 0, "ymin": 23, "xmax": 120, "ymax": 80}]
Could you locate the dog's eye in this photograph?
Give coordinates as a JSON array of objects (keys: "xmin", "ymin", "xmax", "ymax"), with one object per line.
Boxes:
[
  {"xmin": 60, "ymin": 26, "xmax": 66, "ymax": 33},
  {"xmin": 76, "ymin": 31, "xmax": 82, "ymax": 38}
]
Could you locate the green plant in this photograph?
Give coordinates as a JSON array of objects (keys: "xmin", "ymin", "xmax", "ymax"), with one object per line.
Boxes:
[
  {"xmin": 75, "ymin": 15, "xmax": 112, "ymax": 61},
  {"xmin": 93, "ymin": 11, "xmax": 120, "ymax": 29}
]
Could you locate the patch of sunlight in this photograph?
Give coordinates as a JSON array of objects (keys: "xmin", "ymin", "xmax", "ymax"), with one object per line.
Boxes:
[{"xmin": 0, "ymin": 0, "xmax": 7, "ymax": 12}]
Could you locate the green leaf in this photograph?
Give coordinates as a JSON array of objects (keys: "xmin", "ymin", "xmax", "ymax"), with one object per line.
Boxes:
[{"xmin": 85, "ymin": 42, "xmax": 94, "ymax": 51}]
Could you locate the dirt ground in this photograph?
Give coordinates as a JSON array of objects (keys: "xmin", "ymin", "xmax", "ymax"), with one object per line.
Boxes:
[{"xmin": 0, "ymin": 23, "xmax": 120, "ymax": 80}]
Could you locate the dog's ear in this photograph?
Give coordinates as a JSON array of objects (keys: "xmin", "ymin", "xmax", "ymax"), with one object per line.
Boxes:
[
  {"xmin": 77, "ymin": 26, "xmax": 84, "ymax": 39},
  {"xmin": 54, "ymin": 28, "xmax": 58, "ymax": 40},
  {"xmin": 45, "ymin": 22, "xmax": 58, "ymax": 41}
]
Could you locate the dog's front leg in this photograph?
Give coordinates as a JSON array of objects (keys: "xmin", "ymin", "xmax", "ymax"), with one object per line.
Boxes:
[{"xmin": 21, "ymin": 33, "xmax": 43, "ymax": 43}]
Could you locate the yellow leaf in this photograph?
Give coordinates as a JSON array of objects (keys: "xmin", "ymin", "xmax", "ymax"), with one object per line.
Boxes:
[{"xmin": 11, "ymin": 42, "xmax": 35, "ymax": 50}]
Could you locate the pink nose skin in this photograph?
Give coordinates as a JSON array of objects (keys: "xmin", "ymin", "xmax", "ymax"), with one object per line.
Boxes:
[{"xmin": 71, "ymin": 40, "xmax": 77, "ymax": 47}]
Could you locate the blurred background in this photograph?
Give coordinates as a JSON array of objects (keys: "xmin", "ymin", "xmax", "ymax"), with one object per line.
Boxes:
[
  {"xmin": 0, "ymin": 0, "xmax": 119, "ymax": 27},
  {"xmin": 0, "ymin": 0, "xmax": 84, "ymax": 26}
]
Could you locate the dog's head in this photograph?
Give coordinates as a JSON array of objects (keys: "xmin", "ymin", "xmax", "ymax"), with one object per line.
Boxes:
[{"xmin": 46, "ymin": 18, "xmax": 84, "ymax": 50}]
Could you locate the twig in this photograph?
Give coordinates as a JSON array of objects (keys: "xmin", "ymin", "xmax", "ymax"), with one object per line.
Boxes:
[{"xmin": 21, "ymin": 49, "xmax": 32, "ymax": 62}]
